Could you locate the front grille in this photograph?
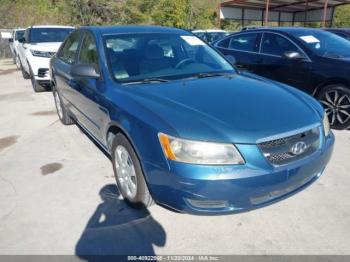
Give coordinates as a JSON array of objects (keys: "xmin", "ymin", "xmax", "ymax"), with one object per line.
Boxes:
[
  {"xmin": 38, "ymin": 68, "xmax": 49, "ymax": 77},
  {"xmin": 258, "ymin": 127, "xmax": 321, "ymax": 166},
  {"xmin": 48, "ymin": 52, "xmax": 56, "ymax": 57}
]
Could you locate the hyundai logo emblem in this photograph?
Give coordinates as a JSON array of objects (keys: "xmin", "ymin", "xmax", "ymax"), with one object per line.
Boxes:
[{"xmin": 290, "ymin": 141, "xmax": 307, "ymax": 155}]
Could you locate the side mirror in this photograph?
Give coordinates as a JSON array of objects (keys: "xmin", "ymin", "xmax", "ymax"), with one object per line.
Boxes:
[
  {"xmin": 8, "ymin": 38, "xmax": 13, "ymax": 43},
  {"xmin": 18, "ymin": 37, "xmax": 25, "ymax": 43},
  {"xmin": 283, "ymin": 51, "xmax": 306, "ymax": 60},
  {"xmin": 72, "ymin": 64, "xmax": 100, "ymax": 79},
  {"xmin": 225, "ymin": 55, "xmax": 236, "ymax": 65}
]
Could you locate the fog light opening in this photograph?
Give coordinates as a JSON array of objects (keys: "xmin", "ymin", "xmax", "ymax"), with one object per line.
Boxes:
[{"xmin": 186, "ymin": 198, "xmax": 229, "ymax": 209}]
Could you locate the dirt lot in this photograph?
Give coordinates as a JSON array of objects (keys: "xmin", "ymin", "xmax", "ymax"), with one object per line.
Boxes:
[{"xmin": 0, "ymin": 59, "xmax": 350, "ymax": 256}]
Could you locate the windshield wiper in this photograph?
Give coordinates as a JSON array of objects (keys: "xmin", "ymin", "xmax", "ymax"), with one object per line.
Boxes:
[
  {"xmin": 124, "ymin": 78, "xmax": 169, "ymax": 85},
  {"xmin": 190, "ymin": 72, "xmax": 234, "ymax": 79}
]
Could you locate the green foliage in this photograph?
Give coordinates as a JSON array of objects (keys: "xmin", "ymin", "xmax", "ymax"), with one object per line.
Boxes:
[
  {"xmin": 333, "ymin": 4, "xmax": 350, "ymax": 28},
  {"xmin": 0, "ymin": 1, "xmax": 350, "ymax": 30}
]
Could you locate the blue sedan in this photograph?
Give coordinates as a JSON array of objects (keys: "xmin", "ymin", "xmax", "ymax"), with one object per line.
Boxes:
[{"xmin": 50, "ymin": 26, "xmax": 334, "ymax": 215}]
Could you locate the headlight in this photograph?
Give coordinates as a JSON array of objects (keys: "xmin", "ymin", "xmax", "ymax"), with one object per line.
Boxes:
[
  {"xmin": 323, "ymin": 113, "xmax": 330, "ymax": 137},
  {"xmin": 30, "ymin": 49, "xmax": 52, "ymax": 58},
  {"xmin": 158, "ymin": 133, "xmax": 244, "ymax": 165}
]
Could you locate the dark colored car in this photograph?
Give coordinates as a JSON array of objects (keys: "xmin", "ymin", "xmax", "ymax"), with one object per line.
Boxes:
[
  {"xmin": 192, "ymin": 30, "xmax": 230, "ymax": 44},
  {"xmin": 214, "ymin": 27, "xmax": 350, "ymax": 130},
  {"xmin": 325, "ymin": 28, "xmax": 350, "ymax": 41},
  {"xmin": 50, "ymin": 26, "xmax": 333, "ymax": 215}
]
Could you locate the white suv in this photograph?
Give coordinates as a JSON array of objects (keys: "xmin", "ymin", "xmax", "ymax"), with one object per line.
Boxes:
[
  {"xmin": 18, "ymin": 25, "xmax": 74, "ymax": 92},
  {"xmin": 9, "ymin": 28, "xmax": 25, "ymax": 69}
]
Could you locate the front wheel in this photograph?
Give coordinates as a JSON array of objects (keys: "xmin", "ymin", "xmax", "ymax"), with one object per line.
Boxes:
[
  {"xmin": 111, "ymin": 133, "xmax": 153, "ymax": 208},
  {"xmin": 317, "ymin": 84, "xmax": 350, "ymax": 130},
  {"xmin": 29, "ymin": 66, "xmax": 46, "ymax": 92}
]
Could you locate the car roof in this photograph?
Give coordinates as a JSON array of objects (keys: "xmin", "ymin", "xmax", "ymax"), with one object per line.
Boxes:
[
  {"xmin": 82, "ymin": 25, "xmax": 189, "ymax": 36},
  {"xmin": 192, "ymin": 29, "xmax": 227, "ymax": 33},
  {"xmin": 30, "ymin": 25, "xmax": 75, "ymax": 29},
  {"xmin": 238, "ymin": 27, "xmax": 325, "ymax": 34},
  {"xmin": 325, "ymin": 28, "xmax": 350, "ymax": 33}
]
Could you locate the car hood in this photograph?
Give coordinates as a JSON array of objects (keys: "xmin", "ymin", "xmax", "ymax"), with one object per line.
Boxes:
[
  {"xmin": 123, "ymin": 74, "xmax": 322, "ymax": 144},
  {"xmin": 27, "ymin": 42, "xmax": 62, "ymax": 52}
]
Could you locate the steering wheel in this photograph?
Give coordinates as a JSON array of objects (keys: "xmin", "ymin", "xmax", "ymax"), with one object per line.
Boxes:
[{"xmin": 175, "ymin": 58, "xmax": 196, "ymax": 69}]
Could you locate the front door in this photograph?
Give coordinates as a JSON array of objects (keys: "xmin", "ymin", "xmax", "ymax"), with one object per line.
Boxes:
[{"xmin": 257, "ymin": 32, "xmax": 312, "ymax": 91}]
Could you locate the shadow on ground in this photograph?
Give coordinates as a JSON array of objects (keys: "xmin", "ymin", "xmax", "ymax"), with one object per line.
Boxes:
[{"xmin": 76, "ymin": 184, "xmax": 166, "ymax": 260}]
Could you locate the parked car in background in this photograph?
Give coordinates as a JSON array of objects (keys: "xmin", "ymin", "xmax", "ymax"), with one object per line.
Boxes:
[
  {"xmin": 50, "ymin": 25, "xmax": 333, "ymax": 215},
  {"xmin": 9, "ymin": 28, "xmax": 25, "ymax": 69},
  {"xmin": 17, "ymin": 25, "xmax": 74, "ymax": 92},
  {"xmin": 192, "ymin": 29, "xmax": 230, "ymax": 44},
  {"xmin": 214, "ymin": 27, "xmax": 350, "ymax": 130},
  {"xmin": 325, "ymin": 28, "xmax": 350, "ymax": 41}
]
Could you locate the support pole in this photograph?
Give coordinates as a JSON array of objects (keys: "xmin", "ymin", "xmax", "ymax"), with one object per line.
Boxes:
[
  {"xmin": 264, "ymin": 0, "xmax": 270, "ymax": 27},
  {"xmin": 322, "ymin": 0, "xmax": 329, "ymax": 28}
]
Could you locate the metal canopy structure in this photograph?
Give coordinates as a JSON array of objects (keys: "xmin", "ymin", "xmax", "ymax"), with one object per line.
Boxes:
[{"xmin": 219, "ymin": 0, "xmax": 350, "ymax": 27}]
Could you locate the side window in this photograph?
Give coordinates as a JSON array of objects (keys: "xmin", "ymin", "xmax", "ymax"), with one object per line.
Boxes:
[
  {"xmin": 229, "ymin": 33, "xmax": 260, "ymax": 52},
  {"xmin": 58, "ymin": 31, "xmax": 80, "ymax": 64},
  {"xmin": 261, "ymin": 33, "xmax": 299, "ymax": 56},
  {"xmin": 217, "ymin": 37, "xmax": 230, "ymax": 48},
  {"xmin": 78, "ymin": 32, "xmax": 98, "ymax": 68}
]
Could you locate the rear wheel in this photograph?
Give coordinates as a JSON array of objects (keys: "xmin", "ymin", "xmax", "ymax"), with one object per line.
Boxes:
[
  {"xmin": 53, "ymin": 87, "xmax": 73, "ymax": 125},
  {"xmin": 20, "ymin": 59, "xmax": 30, "ymax": 79},
  {"xmin": 317, "ymin": 84, "xmax": 350, "ymax": 130},
  {"xmin": 111, "ymin": 133, "xmax": 153, "ymax": 208},
  {"xmin": 15, "ymin": 55, "xmax": 21, "ymax": 70}
]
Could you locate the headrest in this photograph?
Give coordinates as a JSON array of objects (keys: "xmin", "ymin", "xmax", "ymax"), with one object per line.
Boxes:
[{"xmin": 144, "ymin": 44, "xmax": 164, "ymax": 60}]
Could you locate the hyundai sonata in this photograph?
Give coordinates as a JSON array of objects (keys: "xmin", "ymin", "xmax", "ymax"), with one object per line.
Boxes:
[{"xmin": 50, "ymin": 26, "xmax": 334, "ymax": 215}]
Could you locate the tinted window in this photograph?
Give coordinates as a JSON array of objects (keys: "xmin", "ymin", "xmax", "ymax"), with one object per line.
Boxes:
[
  {"xmin": 79, "ymin": 32, "xmax": 98, "ymax": 67},
  {"xmin": 292, "ymin": 30, "xmax": 350, "ymax": 58},
  {"xmin": 217, "ymin": 37, "xmax": 230, "ymax": 48},
  {"xmin": 105, "ymin": 33, "xmax": 234, "ymax": 83},
  {"xmin": 58, "ymin": 31, "xmax": 81, "ymax": 64},
  {"xmin": 261, "ymin": 33, "xmax": 299, "ymax": 56},
  {"xmin": 229, "ymin": 33, "xmax": 260, "ymax": 52},
  {"xmin": 29, "ymin": 28, "xmax": 74, "ymax": 43}
]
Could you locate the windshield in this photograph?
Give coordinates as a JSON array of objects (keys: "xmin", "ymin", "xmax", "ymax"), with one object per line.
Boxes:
[
  {"xmin": 29, "ymin": 28, "xmax": 74, "ymax": 43},
  {"xmin": 293, "ymin": 30, "xmax": 350, "ymax": 58},
  {"xmin": 104, "ymin": 33, "xmax": 235, "ymax": 83},
  {"xmin": 15, "ymin": 30, "xmax": 24, "ymax": 40}
]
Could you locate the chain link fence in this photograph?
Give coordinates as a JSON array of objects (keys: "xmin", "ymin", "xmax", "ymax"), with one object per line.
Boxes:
[{"xmin": 0, "ymin": 29, "xmax": 13, "ymax": 59}]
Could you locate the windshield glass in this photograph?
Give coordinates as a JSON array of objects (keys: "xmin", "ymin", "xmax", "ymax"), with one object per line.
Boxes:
[
  {"xmin": 104, "ymin": 33, "xmax": 234, "ymax": 83},
  {"xmin": 29, "ymin": 28, "xmax": 74, "ymax": 43},
  {"xmin": 15, "ymin": 30, "xmax": 24, "ymax": 40},
  {"xmin": 293, "ymin": 30, "xmax": 350, "ymax": 58}
]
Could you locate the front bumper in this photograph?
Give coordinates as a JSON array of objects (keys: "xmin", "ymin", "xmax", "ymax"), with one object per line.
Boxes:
[
  {"xmin": 144, "ymin": 133, "xmax": 334, "ymax": 215},
  {"xmin": 27, "ymin": 55, "xmax": 51, "ymax": 81}
]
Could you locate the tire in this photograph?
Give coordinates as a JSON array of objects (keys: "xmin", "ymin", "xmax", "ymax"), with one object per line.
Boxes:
[
  {"xmin": 53, "ymin": 87, "xmax": 74, "ymax": 125},
  {"xmin": 15, "ymin": 55, "xmax": 21, "ymax": 70},
  {"xmin": 20, "ymin": 59, "xmax": 30, "ymax": 79},
  {"xmin": 29, "ymin": 66, "xmax": 46, "ymax": 92},
  {"xmin": 111, "ymin": 133, "xmax": 154, "ymax": 208},
  {"xmin": 317, "ymin": 84, "xmax": 350, "ymax": 130}
]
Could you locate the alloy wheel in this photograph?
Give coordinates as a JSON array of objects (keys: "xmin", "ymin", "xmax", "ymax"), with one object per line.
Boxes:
[
  {"xmin": 321, "ymin": 89, "xmax": 350, "ymax": 126},
  {"xmin": 114, "ymin": 145, "xmax": 138, "ymax": 199}
]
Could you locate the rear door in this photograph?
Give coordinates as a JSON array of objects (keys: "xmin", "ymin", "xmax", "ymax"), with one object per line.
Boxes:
[
  {"xmin": 215, "ymin": 32, "xmax": 261, "ymax": 72},
  {"xmin": 257, "ymin": 32, "xmax": 312, "ymax": 90}
]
